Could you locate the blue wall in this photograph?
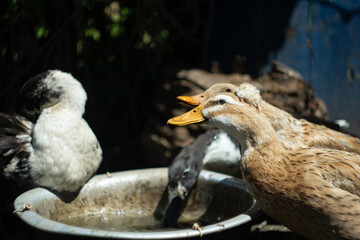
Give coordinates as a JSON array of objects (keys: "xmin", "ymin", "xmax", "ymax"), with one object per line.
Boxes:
[{"xmin": 274, "ymin": 0, "xmax": 360, "ymax": 135}]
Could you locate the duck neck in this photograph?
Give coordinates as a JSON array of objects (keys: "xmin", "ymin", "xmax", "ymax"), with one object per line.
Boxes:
[
  {"xmin": 261, "ymin": 101, "xmax": 299, "ymax": 132},
  {"xmin": 226, "ymin": 114, "xmax": 280, "ymax": 157}
]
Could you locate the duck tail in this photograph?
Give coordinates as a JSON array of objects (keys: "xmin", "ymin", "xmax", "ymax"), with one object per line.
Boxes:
[{"xmin": 0, "ymin": 112, "xmax": 32, "ymax": 180}]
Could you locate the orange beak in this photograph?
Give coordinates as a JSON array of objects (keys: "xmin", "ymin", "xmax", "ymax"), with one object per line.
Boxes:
[
  {"xmin": 167, "ymin": 104, "xmax": 206, "ymax": 126},
  {"xmin": 176, "ymin": 92, "xmax": 207, "ymax": 106}
]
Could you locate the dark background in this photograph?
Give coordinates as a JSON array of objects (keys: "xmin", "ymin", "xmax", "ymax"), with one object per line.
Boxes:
[
  {"xmin": 0, "ymin": 0, "xmax": 298, "ymax": 174},
  {"xmin": 0, "ymin": 0, "xmax": 340, "ymax": 239}
]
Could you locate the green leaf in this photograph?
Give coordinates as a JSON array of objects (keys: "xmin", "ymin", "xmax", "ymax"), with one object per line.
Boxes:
[
  {"xmin": 160, "ymin": 29, "xmax": 169, "ymax": 39},
  {"xmin": 142, "ymin": 31, "xmax": 151, "ymax": 44},
  {"xmin": 85, "ymin": 27, "xmax": 101, "ymax": 41},
  {"xmin": 120, "ymin": 7, "xmax": 131, "ymax": 22},
  {"xmin": 110, "ymin": 23, "xmax": 124, "ymax": 37},
  {"xmin": 35, "ymin": 26, "xmax": 49, "ymax": 39},
  {"xmin": 77, "ymin": 41, "xmax": 83, "ymax": 55}
]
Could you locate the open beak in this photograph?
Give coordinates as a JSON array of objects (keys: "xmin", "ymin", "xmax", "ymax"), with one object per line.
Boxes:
[
  {"xmin": 167, "ymin": 104, "xmax": 205, "ymax": 126},
  {"xmin": 176, "ymin": 93, "xmax": 207, "ymax": 106}
]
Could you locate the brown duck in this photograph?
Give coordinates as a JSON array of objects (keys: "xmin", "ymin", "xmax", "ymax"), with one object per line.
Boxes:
[
  {"xmin": 177, "ymin": 82, "xmax": 360, "ymax": 153},
  {"xmin": 169, "ymin": 90, "xmax": 360, "ymax": 240}
]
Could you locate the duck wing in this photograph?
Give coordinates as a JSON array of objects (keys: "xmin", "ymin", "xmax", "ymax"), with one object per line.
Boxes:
[
  {"xmin": 258, "ymin": 148, "xmax": 360, "ymax": 239},
  {"xmin": 293, "ymin": 148, "xmax": 360, "ymax": 198},
  {"xmin": 300, "ymin": 119, "xmax": 360, "ymax": 154},
  {"xmin": 311, "ymin": 150, "xmax": 360, "ymax": 197},
  {"xmin": 296, "ymin": 149, "xmax": 360, "ymax": 239}
]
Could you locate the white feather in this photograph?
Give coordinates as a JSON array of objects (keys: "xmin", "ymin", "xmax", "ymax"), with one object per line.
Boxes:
[
  {"xmin": 47, "ymin": 70, "xmax": 87, "ymax": 116},
  {"xmin": 29, "ymin": 107, "xmax": 102, "ymax": 192},
  {"xmin": 202, "ymin": 132, "xmax": 241, "ymax": 176},
  {"xmin": 235, "ymin": 83, "xmax": 262, "ymax": 111}
]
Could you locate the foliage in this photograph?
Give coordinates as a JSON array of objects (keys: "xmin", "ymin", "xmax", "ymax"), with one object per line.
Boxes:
[{"xmin": 0, "ymin": 0, "xmax": 211, "ymax": 136}]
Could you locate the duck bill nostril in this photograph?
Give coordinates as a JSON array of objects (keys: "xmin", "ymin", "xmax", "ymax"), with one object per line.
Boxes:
[
  {"xmin": 167, "ymin": 104, "xmax": 205, "ymax": 126},
  {"xmin": 176, "ymin": 93, "xmax": 206, "ymax": 106}
]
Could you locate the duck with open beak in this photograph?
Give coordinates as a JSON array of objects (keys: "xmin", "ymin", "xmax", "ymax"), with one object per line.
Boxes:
[
  {"xmin": 168, "ymin": 90, "xmax": 360, "ymax": 240},
  {"xmin": 167, "ymin": 104, "xmax": 205, "ymax": 126},
  {"xmin": 177, "ymin": 82, "xmax": 360, "ymax": 153}
]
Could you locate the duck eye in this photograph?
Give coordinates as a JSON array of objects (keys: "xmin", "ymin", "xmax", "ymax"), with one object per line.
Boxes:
[
  {"xmin": 200, "ymin": 95, "xmax": 204, "ymax": 98},
  {"xmin": 219, "ymin": 99, "xmax": 225, "ymax": 105},
  {"xmin": 225, "ymin": 88, "xmax": 232, "ymax": 92}
]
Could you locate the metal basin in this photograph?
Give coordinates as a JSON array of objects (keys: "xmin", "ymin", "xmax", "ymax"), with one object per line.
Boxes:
[{"xmin": 14, "ymin": 168, "xmax": 260, "ymax": 239}]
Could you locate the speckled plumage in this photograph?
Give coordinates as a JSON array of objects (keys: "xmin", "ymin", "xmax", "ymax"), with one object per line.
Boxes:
[
  {"xmin": 169, "ymin": 92, "xmax": 360, "ymax": 240},
  {"xmin": 0, "ymin": 70, "xmax": 102, "ymax": 202}
]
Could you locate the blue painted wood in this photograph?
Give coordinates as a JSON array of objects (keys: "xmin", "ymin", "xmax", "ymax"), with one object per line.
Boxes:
[{"xmin": 274, "ymin": 0, "xmax": 360, "ymax": 135}]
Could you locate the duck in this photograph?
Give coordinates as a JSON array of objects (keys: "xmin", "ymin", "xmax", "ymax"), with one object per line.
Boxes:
[
  {"xmin": 168, "ymin": 90, "xmax": 360, "ymax": 240},
  {"xmin": 154, "ymin": 129, "xmax": 240, "ymax": 226},
  {"xmin": 201, "ymin": 130, "xmax": 240, "ymax": 176},
  {"xmin": 0, "ymin": 70, "xmax": 102, "ymax": 202},
  {"xmin": 177, "ymin": 82, "xmax": 360, "ymax": 153}
]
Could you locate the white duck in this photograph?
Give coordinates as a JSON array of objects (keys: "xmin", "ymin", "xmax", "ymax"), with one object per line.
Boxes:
[{"xmin": 0, "ymin": 70, "xmax": 102, "ymax": 202}]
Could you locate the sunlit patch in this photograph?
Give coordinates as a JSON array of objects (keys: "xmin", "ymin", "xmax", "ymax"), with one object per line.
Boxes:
[
  {"xmin": 235, "ymin": 83, "xmax": 262, "ymax": 111},
  {"xmin": 211, "ymin": 94, "xmax": 245, "ymax": 107}
]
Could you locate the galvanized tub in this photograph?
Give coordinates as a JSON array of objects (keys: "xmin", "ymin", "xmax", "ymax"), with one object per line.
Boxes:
[{"xmin": 14, "ymin": 168, "xmax": 260, "ymax": 239}]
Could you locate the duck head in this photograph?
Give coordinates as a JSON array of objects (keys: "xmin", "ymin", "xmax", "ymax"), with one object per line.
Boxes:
[
  {"xmin": 169, "ymin": 92, "xmax": 253, "ymax": 127},
  {"xmin": 177, "ymin": 82, "xmax": 261, "ymax": 112},
  {"xmin": 19, "ymin": 70, "xmax": 87, "ymax": 121},
  {"xmin": 177, "ymin": 83, "xmax": 237, "ymax": 106},
  {"xmin": 168, "ymin": 89, "xmax": 271, "ymax": 155},
  {"xmin": 169, "ymin": 83, "xmax": 263, "ymax": 127}
]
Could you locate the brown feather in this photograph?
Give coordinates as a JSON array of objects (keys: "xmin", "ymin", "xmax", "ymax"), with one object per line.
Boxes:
[
  {"xmin": 170, "ymin": 92, "xmax": 360, "ymax": 240},
  {"xmin": 184, "ymin": 83, "xmax": 360, "ymax": 154}
]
